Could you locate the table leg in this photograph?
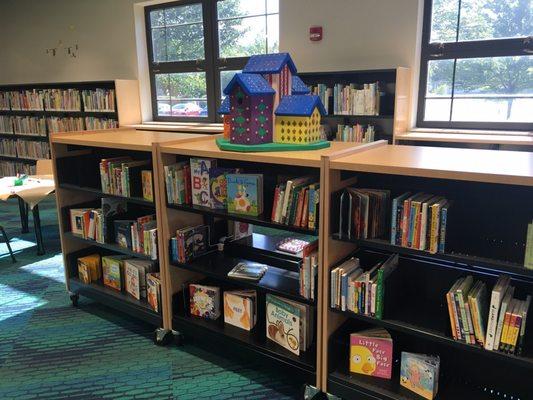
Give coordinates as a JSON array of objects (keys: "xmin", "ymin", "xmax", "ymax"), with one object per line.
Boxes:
[
  {"xmin": 18, "ymin": 197, "xmax": 29, "ymax": 233},
  {"xmin": 32, "ymin": 204, "xmax": 45, "ymax": 255}
]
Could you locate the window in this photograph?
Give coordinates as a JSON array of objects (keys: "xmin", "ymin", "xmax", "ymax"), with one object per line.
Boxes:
[
  {"xmin": 145, "ymin": 0, "xmax": 279, "ymax": 122},
  {"xmin": 417, "ymin": 0, "xmax": 533, "ymax": 131}
]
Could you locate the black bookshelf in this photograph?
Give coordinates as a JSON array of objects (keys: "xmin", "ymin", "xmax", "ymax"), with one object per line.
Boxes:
[
  {"xmin": 59, "ymin": 183, "xmax": 154, "ymax": 207},
  {"xmin": 0, "ymin": 80, "xmax": 119, "ymax": 177},
  {"xmin": 299, "ymin": 69, "xmax": 398, "ymax": 143}
]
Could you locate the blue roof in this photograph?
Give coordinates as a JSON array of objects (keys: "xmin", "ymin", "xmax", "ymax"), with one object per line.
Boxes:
[
  {"xmin": 217, "ymin": 96, "xmax": 230, "ymax": 114},
  {"xmin": 243, "ymin": 53, "xmax": 297, "ymax": 74},
  {"xmin": 291, "ymin": 76, "xmax": 311, "ymax": 95},
  {"xmin": 223, "ymin": 73, "xmax": 275, "ymax": 96},
  {"xmin": 275, "ymin": 95, "xmax": 326, "ymax": 117}
]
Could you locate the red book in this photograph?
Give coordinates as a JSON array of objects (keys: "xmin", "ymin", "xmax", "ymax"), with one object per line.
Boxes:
[
  {"xmin": 184, "ymin": 164, "xmax": 192, "ymax": 205},
  {"xmin": 294, "ymin": 188, "xmax": 307, "ymax": 227},
  {"xmin": 301, "ymin": 189, "xmax": 309, "ymax": 228},
  {"xmin": 271, "ymin": 186, "xmax": 280, "ymax": 222},
  {"xmin": 401, "ymin": 198, "xmax": 411, "ymax": 247}
]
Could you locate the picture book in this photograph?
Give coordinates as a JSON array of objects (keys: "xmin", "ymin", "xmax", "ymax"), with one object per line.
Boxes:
[
  {"xmin": 102, "ymin": 255, "xmax": 128, "ymax": 291},
  {"xmin": 77, "ymin": 254, "xmax": 101, "ymax": 284},
  {"xmin": 190, "ymin": 158, "xmax": 216, "ymax": 208},
  {"xmin": 146, "ymin": 272, "xmax": 162, "ymax": 312},
  {"xmin": 232, "ymin": 221, "xmax": 253, "ymax": 240},
  {"xmin": 69, "ymin": 208, "xmax": 92, "ymax": 236},
  {"xmin": 400, "ymin": 352, "xmax": 440, "ymax": 400},
  {"xmin": 114, "ymin": 220, "xmax": 135, "ymax": 249},
  {"xmin": 141, "ymin": 170, "xmax": 154, "ymax": 202},
  {"xmin": 124, "ymin": 259, "xmax": 156, "ymax": 300},
  {"xmin": 227, "ymin": 174, "xmax": 263, "ymax": 216},
  {"xmin": 266, "ymin": 294, "xmax": 301, "ymax": 355},
  {"xmin": 101, "ymin": 197, "xmax": 127, "ymax": 242},
  {"xmin": 227, "ymin": 261, "xmax": 268, "ymax": 282},
  {"xmin": 209, "ymin": 167, "xmax": 235, "ymax": 209},
  {"xmin": 350, "ymin": 328, "xmax": 393, "ymax": 379},
  {"xmin": 223, "ymin": 290, "xmax": 257, "ymax": 331},
  {"xmin": 189, "ymin": 284, "xmax": 221, "ymax": 320}
]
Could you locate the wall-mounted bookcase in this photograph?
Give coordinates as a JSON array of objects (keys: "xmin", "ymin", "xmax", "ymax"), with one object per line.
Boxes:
[
  {"xmin": 321, "ymin": 143, "xmax": 533, "ymax": 400},
  {"xmin": 299, "ymin": 68, "xmax": 411, "ymax": 145},
  {"xmin": 50, "ymin": 128, "xmax": 205, "ymax": 333},
  {"xmin": 0, "ymin": 80, "xmax": 140, "ymax": 177}
]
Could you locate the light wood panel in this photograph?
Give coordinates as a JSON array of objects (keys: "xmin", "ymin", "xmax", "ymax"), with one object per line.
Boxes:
[
  {"xmin": 395, "ymin": 131, "xmax": 533, "ymax": 146},
  {"xmin": 115, "ymin": 79, "xmax": 142, "ymax": 126},
  {"xmin": 331, "ymin": 144, "xmax": 533, "ymax": 186},
  {"xmin": 127, "ymin": 122, "xmax": 223, "ymax": 134},
  {"xmin": 50, "ymin": 128, "xmax": 205, "ymax": 152},
  {"xmin": 392, "ymin": 67, "xmax": 412, "ymax": 143},
  {"xmin": 160, "ymin": 137, "xmax": 364, "ymax": 168}
]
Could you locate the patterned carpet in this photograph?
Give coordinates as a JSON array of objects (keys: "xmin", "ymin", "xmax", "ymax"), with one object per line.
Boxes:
[{"xmin": 0, "ymin": 197, "xmax": 300, "ymax": 399}]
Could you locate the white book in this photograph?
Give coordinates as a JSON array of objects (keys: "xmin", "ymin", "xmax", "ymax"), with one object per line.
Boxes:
[
  {"xmin": 493, "ymin": 286, "xmax": 515, "ymax": 350},
  {"xmin": 485, "ymin": 275, "xmax": 511, "ymax": 350}
]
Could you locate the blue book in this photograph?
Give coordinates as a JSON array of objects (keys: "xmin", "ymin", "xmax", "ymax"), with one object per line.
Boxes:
[
  {"xmin": 391, "ymin": 192, "xmax": 410, "ymax": 245},
  {"xmin": 438, "ymin": 201, "xmax": 450, "ymax": 253},
  {"xmin": 227, "ymin": 174, "xmax": 263, "ymax": 216}
]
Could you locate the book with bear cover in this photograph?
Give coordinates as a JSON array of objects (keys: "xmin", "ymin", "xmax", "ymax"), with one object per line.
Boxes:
[{"xmin": 223, "ymin": 290, "xmax": 257, "ymax": 331}]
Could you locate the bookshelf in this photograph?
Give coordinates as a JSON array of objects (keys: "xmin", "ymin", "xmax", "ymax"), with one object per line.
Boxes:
[
  {"xmin": 154, "ymin": 136, "xmax": 367, "ymax": 386},
  {"xmin": 50, "ymin": 128, "xmax": 205, "ymax": 334},
  {"xmin": 0, "ymin": 80, "xmax": 140, "ymax": 177},
  {"xmin": 298, "ymin": 68, "xmax": 411, "ymax": 145},
  {"xmin": 321, "ymin": 142, "xmax": 533, "ymax": 399}
]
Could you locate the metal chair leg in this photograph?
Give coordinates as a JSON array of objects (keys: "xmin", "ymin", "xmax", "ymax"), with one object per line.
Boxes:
[
  {"xmin": 0, "ymin": 226, "xmax": 16, "ymax": 263},
  {"xmin": 32, "ymin": 205, "xmax": 45, "ymax": 256},
  {"xmin": 18, "ymin": 197, "xmax": 29, "ymax": 233}
]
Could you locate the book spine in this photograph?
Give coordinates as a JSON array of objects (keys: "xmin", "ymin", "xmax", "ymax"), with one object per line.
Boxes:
[
  {"xmin": 454, "ymin": 291, "xmax": 467, "ymax": 342},
  {"xmin": 464, "ymin": 301, "xmax": 476, "ymax": 344},
  {"xmin": 400, "ymin": 199, "xmax": 410, "ymax": 247},
  {"xmin": 494, "ymin": 299, "xmax": 509, "ymax": 350},
  {"xmin": 271, "ymin": 186, "xmax": 280, "ymax": 222},
  {"xmin": 485, "ymin": 290, "xmax": 502, "ymax": 350},
  {"xmin": 439, "ymin": 205, "xmax": 448, "ymax": 253},
  {"xmin": 446, "ymin": 290, "xmax": 458, "ymax": 340},
  {"xmin": 375, "ymin": 268, "xmax": 384, "ymax": 319},
  {"xmin": 390, "ymin": 198, "xmax": 398, "ymax": 244},
  {"xmin": 508, "ymin": 309, "xmax": 523, "ymax": 354},
  {"xmin": 429, "ymin": 204, "xmax": 440, "ymax": 254}
]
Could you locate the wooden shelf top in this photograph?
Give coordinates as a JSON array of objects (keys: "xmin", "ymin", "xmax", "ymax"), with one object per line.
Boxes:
[
  {"xmin": 330, "ymin": 144, "xmax": 533, "ymax": 186},
  {"xmin": 126, "ymin": 122, "xmax": 223, "ymax": 134},
  {"xmin": 160, "ymin": 136, "xmax": 363, "ymax": 167},
  {"xmin": 396, "ymin": 131, "xmax": 533, "ymax": 146},
  {"xmin": 50, "ymin": 128, "xmax": 205, "ymax": 151}
]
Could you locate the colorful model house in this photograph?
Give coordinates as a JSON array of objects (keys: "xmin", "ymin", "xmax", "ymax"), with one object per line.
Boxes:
[
  {"xmin": 223, "ymin": 73, "xmax": 275, "ymax": 145},
  {"xmin": 274, "ymin": 95, "xmax": 326, "ymax": 144},
  {"xmin": 243, "ymin": 53, "xmax": 297, "ymax": 109},
  {"xmin": 292, "ymin": 76, "xmax": 311, "ymax": 95},
  {"xmin": 218, "ymin": 96, "xmax": 231, "ymax": 139}
]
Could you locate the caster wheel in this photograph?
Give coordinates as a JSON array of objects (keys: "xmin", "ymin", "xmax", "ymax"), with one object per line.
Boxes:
[
  {"xmin": 153, "ymin": 328, "xmax": 172, "ymax": 346},
  {"xmin": 70, "ymin": 293, "xmax": 79, "ymax": 307},
  {"xmin": 172, "ymin": 331, "xmax": 185, "ymax": 346}
]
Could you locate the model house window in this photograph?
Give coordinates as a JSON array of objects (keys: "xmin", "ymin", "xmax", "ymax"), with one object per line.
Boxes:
[
  {"xmin": 417, "ymin": 0, "xmax": 532, "ymax": 131},
  {"xmin": 145, "ymin": 0, "xmax": 279, "ymax": 122}
]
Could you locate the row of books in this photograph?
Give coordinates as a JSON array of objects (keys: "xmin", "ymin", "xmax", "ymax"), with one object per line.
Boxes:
[
  {"xmin": 8, "ymin": 89, "xmax": 44, "ymax": 110},
  {"xmin": 331, "ymin": 254, "xmax": 398, "ymax": 319},
  {"xmin": 0, "ymin": 139, "xmax": 16, "ymax": 156},
  {"xmin": 0, "ymin": 161, "xmax": 35, "ymax": 177},
  {"xmin": 77, "ymin": 253, "xmax": 161, "ymax": 312},
  {"xmin": 310, "ymin": 84, "xmax": 332, "ymax": 114},
  {"xmin": 170, "ymin": 225, "xmax": 209, "ymax": 264},
  {"xmin": 114, "ymin": 215, "xmax": 158, "ymax": 260},
  {"xmin": 84, "ymin": 117, "xmax": 118, "ymax": 130},
  {"xmin": 336, "ymin": 124, "xmax": 375, "ymax": 143},
  {"xmin": 338, "ymin": 188, "xmax": 390, "ymax": 240},
  {"xmin": 0, "ymin": 116, "xmax": 12, "ymax": 133},
  {"xmin": 81, "ymin": 88, "xmax": 116, "ymax": 112},
  {"xmin": 47, "ymin": 116, "xmax": 84, "ymax": 133},
  {"xmin": 333, "ymin": 82, "xmax": 381, "ymax": 115},
  {"xmin": 0, "ymin": 93, "xmax": 9, "ymax": 110},
  {"xmin": 189, "ymin": 283, "xmax": 313, "ymax": 355},
  {"xmin": 271, "ymin": 176, "xmax": 320, "ymax": 230},
  {"xmin": 13, "ymin": 116, "xmax": 47, "ymax": 136},
  {"xmin": 43, "ymin": 89, "xmax": 81, "ymax": 111},
  {"xmin": 349, "ymin": 328, "xmax": 440, "ymax": 399},
  {"xmin": 99, "ymin": 157, "xmax": 153, "ymax": 199},
  {"xmin": 391, "ymin": 192, "xmax": 450, "ymax": 254},
  {"xmin": 15, "ymin": 140, "xmax": 50, "ymax": 159},
  {"xmin": 447, "ymin": 274, "xmax": 531, "ymax": 355},
  {"xmin": 69, "ymin": 198, "xmax": 125, "ymax": 243},
  {"xmin": 164, "ymin": 161, "xmax": 191, "ymax": 205}
]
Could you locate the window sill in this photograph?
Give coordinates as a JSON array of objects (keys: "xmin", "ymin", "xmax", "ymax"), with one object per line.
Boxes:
[
  {"xmin": 125, "ymin": 121, "xmax": 224, "ymax": 134},
  {"xmin": 396, "ymin": 129, "xmax": 533, "ymax": 146}
]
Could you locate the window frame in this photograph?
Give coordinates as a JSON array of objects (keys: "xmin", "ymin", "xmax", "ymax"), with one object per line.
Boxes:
[
  {"xmin": 144, "ymin": 0, "xmax": 278, "ymax": 123},
  {"xmin": 417, "ymin": 0, "xmax": 533, "ymax": 131}
]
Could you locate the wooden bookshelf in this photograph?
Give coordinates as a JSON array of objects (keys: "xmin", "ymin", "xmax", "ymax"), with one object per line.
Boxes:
[
  {"xmin": 0, "ymin": 80, "xmax": 140, "ymax": 177},
  {"xmin": 320, "ymin": 143, "xmax": 533, "ymax": 399},
  {"xmin": 50, "ymin": 128, "xmax": 206, "ymax": 332},
  {"xmin": 299, "ymin": 68, "xmax": 411, "ymax": 144}
]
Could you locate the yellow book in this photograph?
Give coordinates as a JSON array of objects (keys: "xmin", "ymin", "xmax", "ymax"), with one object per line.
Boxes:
[
  {"xmin": 77, "ymin": 254, "xmax": 101, "ymax": 284},
  {"xmin": 499, "ymin": 300, "xmax": 515, "ymax": 349},
  {"xmin": 508, "ymin": 301, "xmax": 524, "ymax": 350},
  {"xmin": 429, "ymin": 204, "xmax": 439, "ymax": 254}
]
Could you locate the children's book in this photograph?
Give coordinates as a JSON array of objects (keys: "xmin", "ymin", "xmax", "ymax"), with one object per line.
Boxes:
[
  {"xmin": 189, "ymin": 284, "xmax": 221, "ymax": 320},
  {"xmin": 114, "ymin": 220, "xmax": 134, "ymax": 248},
  {"xmin": 77, "ymin": 254, "xmax": 101, "ymax": 284},
  {"xmin": 141, "ymin": 170, "xmax": 154, "ymax": 202},
  {"xmin": 232, "ymin": 221, "xmax": 253, "ymax": 240},
  {"xmin": 223, "ymin": 290, "xmax": 257, "ymax": 331},
  {"xmin": 124, "ymin": 259, "xmax": 156, "ymax": 300},
  {"xmin": 209, "ymin": 167, "xmax": 235, "ymax": 209},
  {"xmin": 227, "ymin": 261, "xmax": 268, "ymax": 281},
  {"xmin": 350, "ymin": 328, "xmax": 393, "ymax": 379},
  {"xmin": 190, "ymin": 158, "xmax": 216, "ymax": 208},
  {"xmin": 400, "ymin": 352, "xmax": 440, "ymax": 400},
  {"xmin": 227, "ymin": 174, "xmax": 263, "ymax": 216},
  {"xmin": 102, "ymin": 255, "xmax": 129, "ymax": 291},
  {"xmin": 146, "ymin": 272, "xmax": 162, "ymax": 312},
  {"xmin": 266, "ymin": 294, "xmax": 301, "ymax": 355}
]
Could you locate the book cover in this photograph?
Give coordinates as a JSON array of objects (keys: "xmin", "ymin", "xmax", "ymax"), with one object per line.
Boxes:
[
  {"xmin": 147, "ymin": 272, "xmax": 161, "ymax": 312},
  {"xmin": 209, "ymin": 167, "xmax": 234, "ymax": 209},
  {"xmin": 227, "ymin": 261, "xmax": 268, "ymax": 281},
  {"xmin": 141, "ymin": 170, "xmax": 153, "ymax": 202},
  {"xmin": 102, "ymin": 255, "xmax": 128, "ymax": 291},
  {"xmin": 233, "ymin": 221, "xmax": 253, "ymax": 240},
  {"xmin": 77, "ymin": 254, "xmax": 101, "ymax": 284},
  {"xmin": 124, "ymin": 259, "xmax": 155, "ymax": 300},
  {"xmin": 350, "ymin": 328, "xmax": 393, "ymax": 379},
  {"xmin": 266, "ymin": 294, "xmax": 301, "ymax": 355},
  {"xmin": 190, "ymin": 158, "xmax": 216, "ymax": 208},
  {"xmin": 114, "ymin": 220, "xmax": 134, "ymax": 249},
  {"xmin": 101, "ymin": 198, "xmax": 127, "ymax": 242},
  {"xmin": 189, "ymin": 284, "xmax": 221, "ymax": 320},
  {"xmin": 400, "ymin": 352, "xmax": 440, "ymax": 400},
  {"xmin": 223, "ymin": 290, "xmax": 257, "ymax": 331},
  {"xmin": 227, "ymin": 174, "xmax": 263, "ymax": 216}
]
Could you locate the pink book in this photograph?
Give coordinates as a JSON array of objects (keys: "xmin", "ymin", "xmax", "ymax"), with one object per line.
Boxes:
[{"xmin": 350, "ymin": 328, "xmax": 393, "ymax": 379}]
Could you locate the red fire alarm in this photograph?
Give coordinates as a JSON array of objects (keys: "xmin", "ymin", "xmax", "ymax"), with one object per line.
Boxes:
[{"xmin": 309, "ymin": 26, "xmax": 323, "ymax": 42}]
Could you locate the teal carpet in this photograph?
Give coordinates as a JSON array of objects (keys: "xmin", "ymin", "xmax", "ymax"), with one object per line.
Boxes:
[{"xmin": 0, "ymin": 197, "xmax": 300, "ymax": 399}]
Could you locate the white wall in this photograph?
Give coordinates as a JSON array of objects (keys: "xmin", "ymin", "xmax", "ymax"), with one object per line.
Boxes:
[
  {"xmin": 280, "ymin": 0, "xmax": 420, "ymax": 72},
  {"xmin": 0, "ymin": 0, "xmax": 139, "ymax": 84}
]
